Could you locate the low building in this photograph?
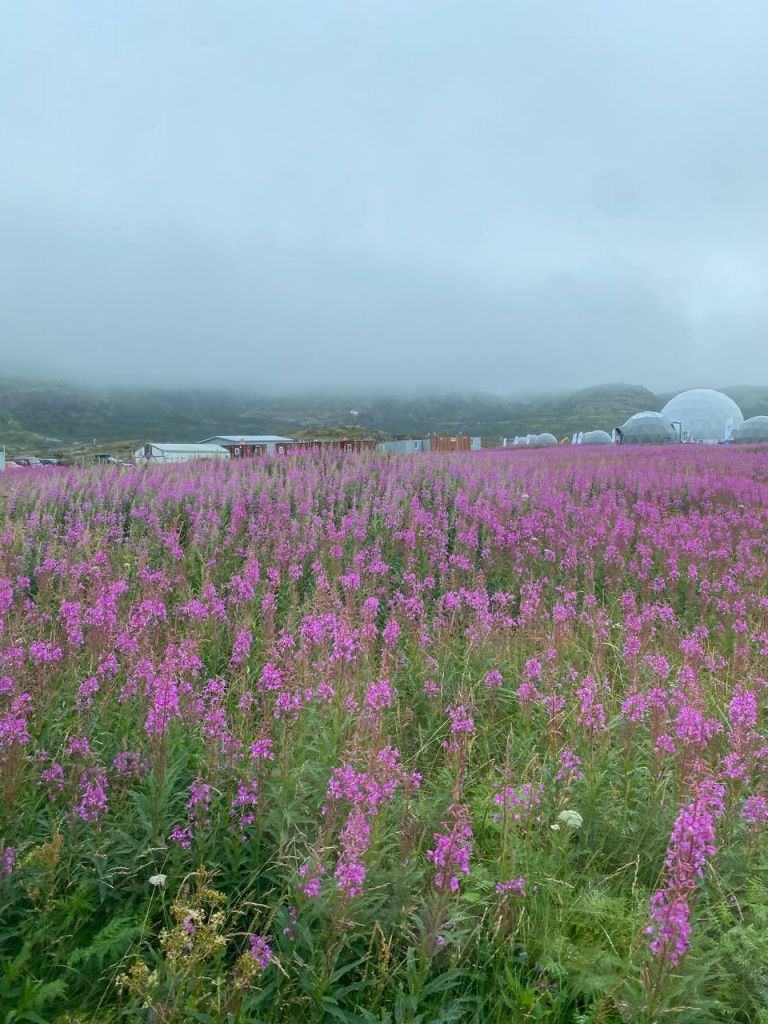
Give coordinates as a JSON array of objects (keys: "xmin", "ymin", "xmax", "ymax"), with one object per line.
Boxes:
[
  {"xmin": 429, "ymin": 435, "xmax": 472, "ymax": 452},
  {"xmin": 135, "ymin": 443, "xmax": 231, "ymax": 463},
  {"xmin": 298, "ymin": 438, "xmax": 378, "ymax": 452},
  {"xmin": 379, "ymin": 439, "xmax": 431, "ymax": 454},
  {"xmin": 200, "ymin": 435, "xmax": 295, "ymax": 457}
]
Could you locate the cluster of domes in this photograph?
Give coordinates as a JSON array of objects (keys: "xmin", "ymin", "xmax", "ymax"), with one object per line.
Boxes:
[
  {"xmin": 616, "ymin": 389, "xmax": 748, "ymax": 445},
  {"xmin": 512, "ymin": 433, "xmax": 558, "ymax": 448},
  {"xmin": 510, "ymin": 389, "xmax": 763, "ymax": 449}
]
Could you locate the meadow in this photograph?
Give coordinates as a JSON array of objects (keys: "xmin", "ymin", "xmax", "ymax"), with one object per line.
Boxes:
[{"xmin": 1, "ymin": 447, "xmax": 767, "ymax": 1023}]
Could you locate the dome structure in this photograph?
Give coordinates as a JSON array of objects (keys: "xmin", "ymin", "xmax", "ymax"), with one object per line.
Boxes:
[
  {"xmin": 580, "ymin": 430, "xmax": 612, "ymax": 445},
  {"xmin": 531, "ymin": 433, "xmax": 558, "ymax": 447},
  {"xmin": 619, "ymin": 411, "xmax": 677, "ymax": 445},
  {"xmin": 660, "ymin": 389, "xmax": 743, "ymax": 442},
  {"xmin": 732, "ymin": 415, "xmax": 768, "ymax": 444}
]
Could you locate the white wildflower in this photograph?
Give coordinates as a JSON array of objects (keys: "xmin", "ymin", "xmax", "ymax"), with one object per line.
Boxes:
[
  {"xmin": 149, "ymin": 873, "xmax": 167, "ymax": 887},
  {"xmin": 556, "ymin": 809, "xmax": 583, "ymax": 830}
]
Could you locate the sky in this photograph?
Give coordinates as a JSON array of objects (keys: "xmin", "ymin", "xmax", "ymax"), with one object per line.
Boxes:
[{"xmin": 2, "ymin": 0, "xmax": 768, "ymax": 395}]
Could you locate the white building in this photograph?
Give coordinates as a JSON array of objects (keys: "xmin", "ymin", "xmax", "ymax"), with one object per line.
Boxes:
[
  {"xmin": 579, "ymin": 430, "xmax": 612, "ymax": 445},
  {"xmin": 660, "ymin": 389, "xmax": 743, "ymax": 443},
  {"xmin": 733, "ymin": 416, "xmax": 768, "ymax": 444},
  {"xmin": 618, "ymin": 412, "xmax": 678, "ymax": 444},
  {"xmin": 135, "ymin": 443, "xmax": 231, "ymax": 463},
  {"xmin": 530, "ymin": 433, "xmax": 558, "ymax": 447}
]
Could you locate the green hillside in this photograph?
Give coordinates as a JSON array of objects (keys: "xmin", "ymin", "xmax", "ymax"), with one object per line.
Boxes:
[{"xmin": 2, "ymin": 377, "xmax": 767, "ymax": 456}]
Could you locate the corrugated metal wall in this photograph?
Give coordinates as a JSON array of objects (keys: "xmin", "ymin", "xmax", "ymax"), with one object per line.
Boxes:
[{"xmin": 379, "ymin": 439, "xmax": 430, "ymax": 454}]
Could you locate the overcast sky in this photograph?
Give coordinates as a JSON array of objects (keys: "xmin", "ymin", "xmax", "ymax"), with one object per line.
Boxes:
[{"xmin": 2, "ymin": 0, "xmax": 768, "ymax": 394}]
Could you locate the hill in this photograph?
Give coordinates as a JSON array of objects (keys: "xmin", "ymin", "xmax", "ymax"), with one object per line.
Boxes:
[{"xmin": 0, "ymin": 377, "xmax": 763, "ymax": 455}]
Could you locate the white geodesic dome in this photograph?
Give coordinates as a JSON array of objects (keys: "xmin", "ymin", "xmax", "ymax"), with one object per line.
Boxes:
[
  {"xmin": 580, "ymin": 430, "xmax": 612, "ymax": 445},
  {"xmin": 619, "ymin": 411, "xmax": 678, "ymax": 444},
  {"xmin": 531, "ymin": 433, "xmax": 558, "ymax": 447},
  {"xmin": 660, "ymin": 389, "xmax": 743, "ymax": 443},
  {"xmin": 733, "ymin": 415, "xmax": 768, "ymax": 444}
]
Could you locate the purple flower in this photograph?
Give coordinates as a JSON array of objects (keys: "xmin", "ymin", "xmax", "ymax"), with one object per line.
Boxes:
[
  {"xmin": 249, "ymin": 738, "xmax": 275, "ymax": 761},
  {"xmin": 1, "ymin": 845, "xmax": 15, "ymax": 878},
  {"xmin": 427, "ymin": 806, "xmax": 473, "ymax": 893},
  {"xmin": 556, "ymin": 747, "xmax": 583, "ymax": 783},
  {"xmin": 66, "ymin": 735, "xmax": 90, "ymax": 757},
  {"xmin": 112, "ymin": 750, "xmax": 148, "ymax": 779},
  {"xmin": 230, "ymin": 778, "xmax": 260, "ymax": 840},
  {"xmin": 741, "ymin": 794, "xmax": 768, "ymax": 830},
  {"xmin": 496, "ymin": 877, "xmax": 526, "ymax": 896},
  {"xmin": 186, "ymin": 779, "xmax": 213, "ymax": 829},
  {"xmin": 647, "ymin": 778, "xmax": 725, "ymax": 967},
  {"xmin": 248, "ymin": 934, "xmax": 272, "ymax": 970},
  {"xmin": 169, "ymin": 824, "xmax": 193, "ymax": 849},
  {"xmin": 484, "ymin": 669, "xmax": 503, "ymax": 690},
  {"xmin": 382, "ymin": 618, "xmax": 399, "ymax": 648},
  {"xmin": 71, "ymin": 768, "xmax": 108, "ymax": 824},
  {"xmin": 0, "ymin": 693, "xmax": 32, "ymax": 750},
  {"xmin": 335, "ymin": 808, "xmax": 371, "ymax": 898}
]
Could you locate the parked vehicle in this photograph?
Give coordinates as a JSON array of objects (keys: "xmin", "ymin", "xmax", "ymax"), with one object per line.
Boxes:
[{"xmin": 15, "ymin": 457, "xmax": 42, "ymax": 466}]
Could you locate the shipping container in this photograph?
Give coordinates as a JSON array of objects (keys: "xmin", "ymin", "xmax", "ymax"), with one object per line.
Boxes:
[
  {"xmin": 200, "ymin": 435, "xmax": 296, "ymax": 457},
  {"xmin": 429, "ymin": 435, "xmax": 472, "ymax": 452},
  {"xmin": 379, "ymin": 439, "xmax": 431, "ymax": 454}
]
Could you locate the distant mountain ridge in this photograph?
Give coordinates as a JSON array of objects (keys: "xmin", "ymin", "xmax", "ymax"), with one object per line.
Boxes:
[{"xmin": 1, "ymin": 378, "xmax": 767, "ymax": 454}]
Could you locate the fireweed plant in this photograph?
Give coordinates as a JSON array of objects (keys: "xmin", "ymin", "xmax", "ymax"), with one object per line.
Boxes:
[{"xmin": 1, "ymin": 447, "xmax": 768, "ymax": 1022}]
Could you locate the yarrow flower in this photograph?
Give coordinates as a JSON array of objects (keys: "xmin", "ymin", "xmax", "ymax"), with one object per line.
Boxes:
[{"xmin": 553, "ymin": 808, "xmax": 583, "ymax": 830}]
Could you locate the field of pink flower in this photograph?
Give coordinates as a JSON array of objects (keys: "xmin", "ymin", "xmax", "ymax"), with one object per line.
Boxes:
[{"xmin": 1, "ymin": 447, "xmax": 768, "ymax": 1023}]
